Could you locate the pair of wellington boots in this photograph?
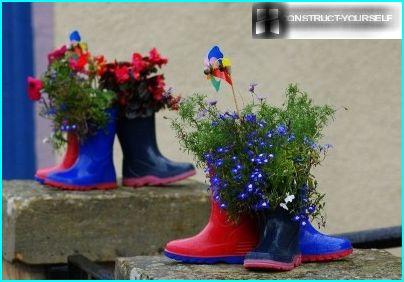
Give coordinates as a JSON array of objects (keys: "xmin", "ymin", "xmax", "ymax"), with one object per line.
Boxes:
[
  {"xmin": 36, "ymin": 110, "xmax": 195, "ymax": 190},
  {"xmin": 165, "ymin": 200, "xmax": 352, "ymax": 271}
]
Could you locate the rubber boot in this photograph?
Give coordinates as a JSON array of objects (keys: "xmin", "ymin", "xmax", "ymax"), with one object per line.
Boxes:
[
  {"xmin": 299, "ymin": 187, "xmax": 352, "ymax": 262},
  {"xmin": 117, "ymin": 114, "xmax": 196, "ymax": 187},
  {"xmin": 44, "ymin": 109, "xmax": 117, "ymax": 191},
  {"xmin": 300, "ymin": 222, "xmax": 352, "ymax": 262},
  {"xmin": 34, "ymin": 132, "xmax": 79, "ymax": 184},
  {"xmin": 244, "ymin": 209, "xmax": 301, "ymax": 271},
  {"xmin": 164, "ymin": 200, "xmax": 258, "ymax": 264}
]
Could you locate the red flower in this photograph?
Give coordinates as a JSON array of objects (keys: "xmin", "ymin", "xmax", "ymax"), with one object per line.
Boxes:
[
  {"xmin": 27, "ymin": 76, "xmax": 43, "ymax": 101},
  {"xmin": 131, "ymin": 53, "xmax": 148, "ymax": 80},
  {"xmin": 148, "ymin": 75, "xmax": 166, "ymax": 101},
  {"xmin": 48, "ymin": 45, "xmax": 67, "ymax": 64},
  {"xmin": 114, "ymin": 65, "xmax": 130, "ymax": 83},
  {"xmin": 69, "ymin": 53, "xmax": 89, "ymax": 72},
  {"xmin": 149, "ymin": 48, "xmax": 168, "ymax": 67}
]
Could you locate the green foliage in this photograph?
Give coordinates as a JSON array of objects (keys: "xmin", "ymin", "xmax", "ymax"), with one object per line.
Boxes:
[
  {"xmin": 171, "ymin": 84, "xmax": 335, "ymax": 224},
  {"xmin": 39, "ymin": 45, "xmax": 115, "ymax": 150}
]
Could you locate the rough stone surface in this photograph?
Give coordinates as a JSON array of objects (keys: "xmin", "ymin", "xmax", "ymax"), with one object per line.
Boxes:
[
  {"xmin": 115, "ymin": 249, "xmax": 401, "ymax": 280},
  {"xmin": 3, "ymin": 180, "xmax": 209, "ymax": 264}
]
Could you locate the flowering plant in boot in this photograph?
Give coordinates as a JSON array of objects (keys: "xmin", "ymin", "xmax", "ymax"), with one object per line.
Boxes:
[
  {"xmin": 27, "ymin": 31, "xmax": 115, "ymax": 149},
  {"xmin": 99, "ymin": 48, "xmax": 181, "ymax": 118},
  {"xmin": 170, "ymin": 46, "xmax": 336, "ymax": 226}
]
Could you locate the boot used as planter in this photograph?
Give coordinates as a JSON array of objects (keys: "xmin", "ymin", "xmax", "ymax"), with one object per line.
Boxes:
[
  {"xmin": 34, "ymin": 132, "xmax": 79, "ymax": 184},
  {"xmin": 118, "ymin": 114, "xmax": 196, "ymax": 187},
  {"xmin": 166, "ymin": 46, "xmax": 351, "ymax": 271},
  {"xmin": 164, "ymin": 199, "xmax": 258, "ymax": 264},
  {"xmin": 28, "ymin": 30, "xmax": 117, "ymax": 190},
  {"xmin": 299, "ymin": 187, "xmax": 352, "ymax": 262},
  {"xmin": 244, "ymin": 208, "xmax": 301, "ymax": 271},
  {"xmin": 44, "ymin": 108, "xmax": 118, "ymax": 191},
  {"xmin": 165, "ymin": 204, "xmax": 351, "ymax": 266},
  {"xmin": 300, "ymin": 221, "xmax": 352, "ymax": 262}
]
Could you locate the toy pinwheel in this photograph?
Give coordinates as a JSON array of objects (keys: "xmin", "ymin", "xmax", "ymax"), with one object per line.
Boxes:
[{"xmin": 204, "ymin": 46, "xmax": 232, "ymax": 92}]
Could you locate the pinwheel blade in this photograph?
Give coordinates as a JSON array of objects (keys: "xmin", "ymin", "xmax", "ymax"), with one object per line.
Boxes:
[
  {"xmin": 69, "ymin": 30, "xmax": 81, "ymax": 42},
  {"xmin": 210, "ymin": 76, "xmax": 221, "ymax": 92},
  {"xmin": 207, "ymin": 46, "xmax": 223, "ymax": 61}
]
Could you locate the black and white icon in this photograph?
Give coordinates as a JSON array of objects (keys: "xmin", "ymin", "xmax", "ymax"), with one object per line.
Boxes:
[{"xmin": 252, "ymin": 3, "xmax": 287, "ymax": 39}]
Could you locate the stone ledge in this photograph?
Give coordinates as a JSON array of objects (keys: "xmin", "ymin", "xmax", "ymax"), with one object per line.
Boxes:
[
  {"xmin": 2, "ymin": 180, "xmax": 209, "ymax": 264},
  {"xmin": 115, "ymin": 249, "xmax": 401, "ymax": 280}
]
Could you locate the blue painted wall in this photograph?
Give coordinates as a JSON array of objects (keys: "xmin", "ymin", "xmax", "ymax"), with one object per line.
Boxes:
[{"xmin": 3, "ymin": 3, "xmax": 36, "ymax": 179}]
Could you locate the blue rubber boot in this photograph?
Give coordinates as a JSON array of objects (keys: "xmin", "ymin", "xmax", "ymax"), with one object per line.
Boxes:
[
  {"xmin": 117, "ymin": 114, "xmax": 196, "ymax": 187},
  {"xmin": 45, "ymin": 109, "xmax": 118, "ymax": 191},
  {"xmin": 300, "ymin": 221, "xmax": 352, "ymax": 262},
  {"xmin": 244, "ymin": 209, "xmax": 301, "ymax": 271},
  {"xmin": 299, "ymin": 187, "xmax": 352, "ymax": 262}
]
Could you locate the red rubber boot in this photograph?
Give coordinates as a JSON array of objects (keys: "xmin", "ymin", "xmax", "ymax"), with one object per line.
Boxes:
[
  {"xmin": 164, "ymin": 200, "xmax": 259, "ymax": 264},
  {"xmin": 34, "ymin": 132, "xmax": 79, "ymax": 184}
]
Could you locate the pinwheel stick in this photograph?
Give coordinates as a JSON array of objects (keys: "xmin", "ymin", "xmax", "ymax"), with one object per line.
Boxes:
[{"xmin": 230, "ymin": 82, "xmax": 241, "ymax": 117}]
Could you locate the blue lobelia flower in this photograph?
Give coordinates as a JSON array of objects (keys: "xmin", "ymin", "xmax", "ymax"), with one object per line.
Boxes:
[
  {"xmin": 246, "ymin": 183, "xmax": 255, "ymax": 193},
  {"xmin": 304, "ymin": 136, "xmax": 318, "ymax": 149},
  {"xmin": 307, "ymin": 206, "xmax": 316, "ymax": 214},
  {"xmin": 276, "ymin": 123, "xmax": 288, "ymax": 136},
  {"xmin": 244, "ymin": 114, "xmax": 257, "ymax": 123},
  {"xmin": 256, "ymin": 200, "xmax": 270, "ymax": 210},
  {"xmin": 250, "ymin": 169, "xmax": 265, "ymax": 182},
  {"xmin": 214, "ymin": 158, "xmax": 224, "ymax": 167},
  {"xmin": 288, "ymin": 133, "xmax": 296, "ymax": 142},
  {"xmin": 211, "ymin": 176, "xmax": 221, "ymax": 187},
  {"xmin": 238, "ymin": 192, "xmax": 248, "ymax": 200}
]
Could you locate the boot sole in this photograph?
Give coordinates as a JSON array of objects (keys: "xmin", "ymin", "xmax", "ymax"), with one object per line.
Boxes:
[
  {"xmin": 302, "ymin": 248, "xmax": 353, "ymax": 262},
  {"xmin": 164, "ymin": 250, "xmax": 244, "ymax": 264},
  {"xmin": 44, "ymin": 179, "xmax": 117, "ymax": 191},
  {"xmin": 244, "ymin": 255, "xmax": 302, "ymax": 271},
  {"xmin": 34, "ymin": 175, "xmax": 45, "ymax": 184},
  {"xmin": 123, "ymin": 170, "xmax": 196, "ymax": 188}
]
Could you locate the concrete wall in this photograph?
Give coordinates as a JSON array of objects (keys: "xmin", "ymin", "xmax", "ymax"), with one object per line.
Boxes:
[{"xmin": 49, "ymin": 3, "xmax": 401, "ymax": 234}]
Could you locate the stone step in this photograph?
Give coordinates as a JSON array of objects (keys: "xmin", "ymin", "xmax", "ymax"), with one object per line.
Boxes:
[
  {"xmin": 2, "ymin": 180, "xmax": 209, "ymax": 264},
  {"xmin": 115, "ymin": 249, "xmax": 401, "ymax": 280}
]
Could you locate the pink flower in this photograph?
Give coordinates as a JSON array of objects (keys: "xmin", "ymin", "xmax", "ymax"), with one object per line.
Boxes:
[
  {"xmin": 114, "ymin": 65, "xmax": 130, "ymax": 83},
  {"xmin": 149, "ymin": 48, "xmax": 168, "ymax": 67},
  {"xmin": 47, "ymin": 45, "xmax": 67, "ymax": 64},
  {"xmin": 27, "ymin": 76, "xmax": 43, "ymax": 101},
  {"xmin": 131, "ymin": 53, "xmax": 148, "ymax": 80}
]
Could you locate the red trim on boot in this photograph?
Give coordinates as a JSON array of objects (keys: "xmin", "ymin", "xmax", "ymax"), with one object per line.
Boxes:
[
  {"xmin": 302, "ymin": 248, "xmax": 353, "ymax": 262},
  {"xmin": 44, "ymin": 179, "xmax": 117, "ymax": 191},
  {"xmin": 165, "ymin": 200, "xmax": 258, "ymax": 262},
  {"xmin": 35, "ymin": 133, "xmax": 79, "ymax": 180},
  {"xmin": 244, "ymin": 255, "xmax": 302, "ymax": 271},
  {"xmin": 122, "ymin": 170, "xmax": 196, "ymax": 187}
]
